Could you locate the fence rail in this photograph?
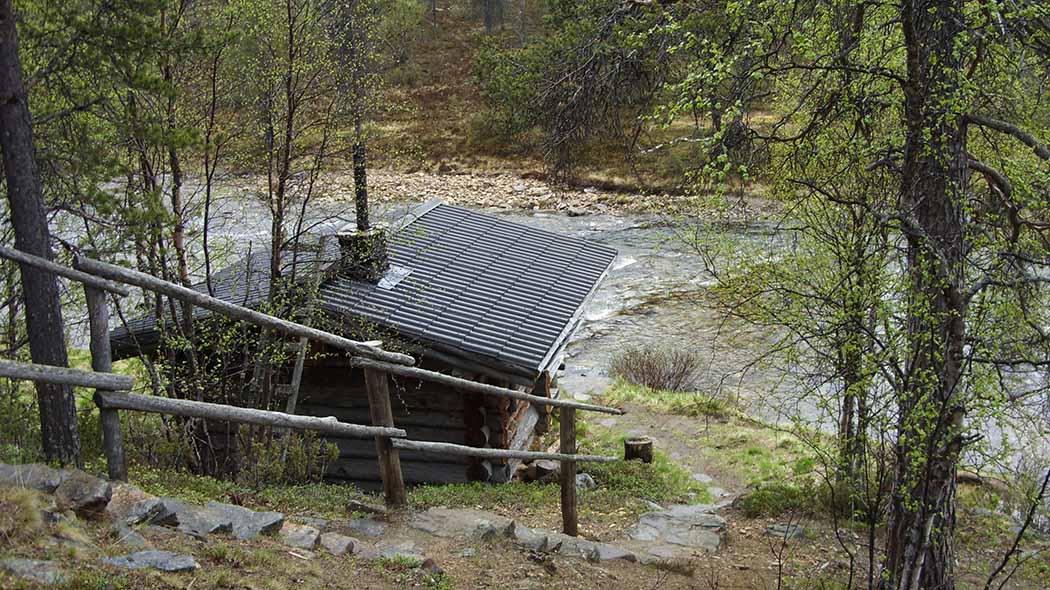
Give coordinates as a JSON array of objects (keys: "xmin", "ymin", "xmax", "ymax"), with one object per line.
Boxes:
[{"xmin": 0, "ymin": 246, "xmax": 624, "ymax": 536}]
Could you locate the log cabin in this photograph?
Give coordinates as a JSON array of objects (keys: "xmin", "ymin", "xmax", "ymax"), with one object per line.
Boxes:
[{"xmin": 110, "ymin": 200, "xmax": 617, "ymax": 486}]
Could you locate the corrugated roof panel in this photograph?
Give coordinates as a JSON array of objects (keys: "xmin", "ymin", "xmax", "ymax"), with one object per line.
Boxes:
[{"xmin": 317, "ymin": 203, "xmax": 617, "ymax": 374}]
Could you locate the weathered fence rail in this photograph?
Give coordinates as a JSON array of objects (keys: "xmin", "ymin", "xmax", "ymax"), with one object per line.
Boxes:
[
  {"xmin": 0, "ymin": 358, "xmax": 133, "ymax": 390},
  {"xmin": 0, "ymin": 247, "xmax": 624, "ymax": 536},
  {"xmin": 73, "ymin": 255, "xmax": 415, "ymax": 367}
]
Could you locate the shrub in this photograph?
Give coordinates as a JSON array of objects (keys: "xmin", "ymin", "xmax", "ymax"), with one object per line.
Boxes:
[
  {"xmin": 609, "ymin": 345, "xmax": 702, "ymax": 392},
  {"xmin": 737, "ymin": 482, "xmax": 815, "ymax": 518}
]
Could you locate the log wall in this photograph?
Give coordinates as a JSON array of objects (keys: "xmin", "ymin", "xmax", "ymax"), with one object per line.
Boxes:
[{"xmin": 295, "ymin": 357, "xmax": 538, "ymax": 486}]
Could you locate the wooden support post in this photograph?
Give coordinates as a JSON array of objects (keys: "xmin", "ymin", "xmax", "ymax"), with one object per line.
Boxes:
[
  {"xmin": 363, "ymin": 367, "xmax": 407, "ymax": 508},
  {"xmin": 86, "ymin": 287, "xmax": 127, "ymax": 481},
  {"xmin": 560, "ymin": 406, "xmax": 578, "ymax": 536}
]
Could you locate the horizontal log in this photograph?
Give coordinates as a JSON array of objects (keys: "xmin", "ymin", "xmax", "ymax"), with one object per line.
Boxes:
[
  {"xmin": 0, "ymin": 359, "xmax": 134, "ymax": 390},
  {"xmin": 0, "ymin": 245, "xmax": 131, "ymax": 296},
  {"xmin": 94, "ymin": 391, "xmax": 406, "ymax": 439},
  {"xmin": 391, "ymin": 439, "xmax": 619, "ymax": 463},
  {"xmin": 295, "ymin": 403, "xmax": 468, "ymax": 432},
  {"xmin": 349, "ymin": 357, "xmax": 625, "ymax": 415},
  {"xmin": 73, "ymin": 255, "xmax": 415, "ymax": 367}
]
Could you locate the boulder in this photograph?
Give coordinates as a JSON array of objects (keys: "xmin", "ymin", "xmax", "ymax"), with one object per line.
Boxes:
[
  {"xmin": 158, "ymin": 498, "xmax": 232, "ymax": 536},
  {"xmin": 420, "ymin": 557, "xmax": 443, "ymax": 576},
  {"xmin": 0, "ymin": 557, "xmax": 66, "ymax": 585},
  {"xmin": 205, "ymin": 502, "xmax": 283, "ymax": 540},
  {"xmin": 54, "ymin": 470, "xmax": 112, "ymax": 517},
  {"xmin": 102, "ymin": 550, "xmax": 199, "ymax": 573},
  {"xmin": 319, "ymin": 532, "xmax": 357, "ymax": 556},
  {"xmin": 279, "ymin": 522, "xmax": 320, "ymax": 550},
  {"xmin": 0, "ymin": 463, "xmax": 67, "ymax": 493},
  {"xmin": 104, "ymin": 483, "xmax": 157, "ymax": 523},
  {"xmin": 121, "ymin": 498, "xmax": 175, "ymax": 527}
]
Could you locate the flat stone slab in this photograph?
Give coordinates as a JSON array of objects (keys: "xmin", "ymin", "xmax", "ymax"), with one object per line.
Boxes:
[
  {"xmin": 1, "ymin": 558, "xmax": 66, "ymax": 585},
  {"xmin": 159, "ymin": 498, "xmax": 233, "ymax": 536},
  {"xmin": 105, "ymin": 483, "xmax": 158, "ymax": 523},
  {"xmin": 628, "ymin": 504, "xmax": 725, "ymax": 560},
  {"xmin": 102, "ymin": 551, "xmax": 199, "ymax": 573},
  {"xmin": 765, "ymin": 523, "xmax": 804, "ymax": 540},
  {"xmin": 280, "ymin": 522, "xmax": 320, "ymax": 550},
  {"xmin": 408, "ymin": 507, "xmax": 511, "ymax": 540},
  {"xmin": 345, "ymin": 516, "xmax": 387, "ymax": 538},
  {"xmin": 205, "ymin": 502, "xmax": 283, "ymax": 540}
]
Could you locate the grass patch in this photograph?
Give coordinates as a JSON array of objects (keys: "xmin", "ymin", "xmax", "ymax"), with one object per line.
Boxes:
[
  {"xmin": 0, "ymin": 487, "xmax": 43, "ymax": 548},
  {"xmin": 601, "ymin": 380, "xmax": 732, "ymax": 419}
]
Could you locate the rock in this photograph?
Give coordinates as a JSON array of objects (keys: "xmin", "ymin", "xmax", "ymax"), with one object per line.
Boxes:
[
  {"xmin": 575, "ymin": 473, "xmax": 596, "ymax": 490},
  {"xmin": 460, "ymin": 548, "xmax": 476, "ymax": 558},
  {"xmin": 512, "ymin": 183, "xmax": 528, "ymax": 193},
  {"xmin": 525, "ymin": 460, "xmax": 559, "ymax": 482},
  {"xmin": 346, "ymin": 516, "xmax": 387, "ymax": 538},
  {"xmin": 708, "ymin": 486, "xmax": 729, "ymax": 499},
  {"xmin": 280, "ymin": 522, "xmax": 320, "ymax": 550},
  {"xmin": 347, "ymin": 499, "xmax": 386, "ymax": 515},
  {"xmin": 0, "ymin": 463, "xmax": 67, "ymax": 492},
  {"xmin": 297, "ymin": 516, "xmax": 330, "ymax": 530},
  {"xmin": 122, "ymin": 498, "xmax": 174, "ymax": 527},
  {"xmin": 566, "ymin": 207, "xmax": 588, "ymax": 217},
  {"xmin": 420, "ymin": 557, "xmax": 443, "ymax": 576},
  {"xmin": 105, "ymin": 484, "xmax": 157, "ymax": 523},
  {"xmin": 691, "ymin": 473, "xmax": 714, "ymax": 484},
  {"xmin": 158, "ymin": 498, "xmax": 232, "ymax": 536},
  {"xmin": 764, "ymin": 523, "xmax": 804, "ymax": 540},
  {"xmin": 205, "ymin": 502, "xmax": 283, "ymax": 540},
  {"xmin": 0, "ymin": 558, "xmax": 66, "ymax": 585},
  {"xmin": 102, "ymin": 550, "xmax": 199, "ymax": 573},
  {"xmin": 113, "ymin": 523, "xmax": 151, "ymax": 549},
  {"xmin": 526, "ymin": 186, "xmax": 547, "ymax": 196},
  {"xmin": 54, "ymin": 470, "xmax": 112, "ymax": 517},
  {"xmin": 629, "ymin": 504, "xmax": 726, "ymax": 556},
  {"xmin": 319, "ymin": 532, "xmax": 356, "ymax": 556},
  {"xmin": 378, "ymin": 541, "xmax": 423, "ymax": 562},
  {"xmin": 408, "ymin": 507, "xmax": 512, "ymax": 540},
  {"xmin": 641, "ymin": 499, "xmax": 664, "ymax": 512}
]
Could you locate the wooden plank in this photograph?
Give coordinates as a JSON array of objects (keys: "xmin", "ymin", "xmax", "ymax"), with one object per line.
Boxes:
[
  {"xmin": 283, "ymin": 336, "xmax": 309, "ymax": 415},
  {"xmin": 295, "ymin": 403, "xmax": 468, "ymax": 433},
  {"xmin": 72, "ymin": 255, "xmax": 415, "ymax": 366},
  {"xmin": 350, "ymin": 357, "xmax": 625, "ymax": 415},
  {"xmin": 87, "ymin": 287, "xmax": 127, "ymax": 482},
  {"xmin": 391, "ymin": 437, "xmax": 617, "ymax": 463},
  {"xmin": 0, "ymin": 245, "xmax": 130, "ymax": 296},
  {"xmin": 0, "ymin": 358, "xmax": 133, "ymax": 390},
  {"xmin": 94, "ymin": 391, "xmax": 406, "ymax": 439},
  {"xmin": 363, "ymin": 368, "xmax": 407, "ymax": 507},
  {"xmin": 561, "ymin": 407, "xmax": 578, "ymax": 536}
]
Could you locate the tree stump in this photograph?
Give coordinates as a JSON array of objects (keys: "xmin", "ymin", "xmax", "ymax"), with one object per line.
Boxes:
[{"xmin": 624, "ymin": 436, "xmax": 653, "ymax": 463}]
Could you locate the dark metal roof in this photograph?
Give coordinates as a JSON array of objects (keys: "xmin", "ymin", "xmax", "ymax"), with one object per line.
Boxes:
[
  {"xmin": 111, "ymin": 201, "xmax": 618, "ymax": 376},
  {"xmin": 318, "ymin": 202, "xmax": 618, "ymax": 376}
]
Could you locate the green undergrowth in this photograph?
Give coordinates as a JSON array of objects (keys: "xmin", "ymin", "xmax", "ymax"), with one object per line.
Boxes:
[
  {"xmin": 600, "ymin": 380, "xmax": 735, "ymax": 419},
  {"xmin": 129, "ymin": 465, "xmax": 383, "ymax": 519}
]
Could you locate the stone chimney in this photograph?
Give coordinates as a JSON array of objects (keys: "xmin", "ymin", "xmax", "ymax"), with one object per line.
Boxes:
[{"xmin": 337, "ymin": 225, "xmax": 389, "ymax": 283}]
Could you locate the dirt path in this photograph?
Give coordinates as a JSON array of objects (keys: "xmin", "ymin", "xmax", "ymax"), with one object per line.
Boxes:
[{"xmin": 591, "ymin": 402, "xmax": 744, "ymax": 503}]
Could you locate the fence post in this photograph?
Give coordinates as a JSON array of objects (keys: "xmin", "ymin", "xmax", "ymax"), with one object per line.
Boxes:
[
  {"xmin": 560, "ymin": 406, "xmax": 578, "ymax": 536},
  {"xmin": 86, "ymin": 287, "xmax": 126, "ymax": 481},
  {"xmin": 363, "ymin": 367, "xmax": 407, "ymax": 507}
]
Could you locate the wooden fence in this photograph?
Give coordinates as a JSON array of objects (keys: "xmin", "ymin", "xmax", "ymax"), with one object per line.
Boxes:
[{"xmin": 0, "ymin": 247, "xmax": 624, "ymax": 535}]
